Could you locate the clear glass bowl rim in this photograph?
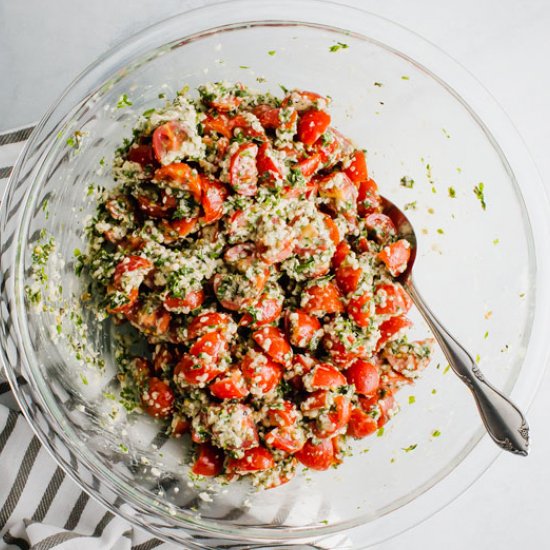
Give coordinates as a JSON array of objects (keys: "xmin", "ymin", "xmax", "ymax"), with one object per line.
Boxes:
[{"xmin": 2, "ymin": 0, "xmax": 550, "ymax": 546}]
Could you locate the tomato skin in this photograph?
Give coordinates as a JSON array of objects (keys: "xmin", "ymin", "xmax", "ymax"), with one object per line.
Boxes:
[
  {"xmin": 152, "ymin": 121, "xmax": 188, "ymax": 164},
  {"xmin": 376, "ymin": 316, "xmax": 412, "ymax": 351},
  {"xmin": 105, "ymin": 195, "xmax": 133, "ymax": 221},
  {"xmin": 160, "ymin": 217, "xmax": 199, "ymax": 242},
  {"xmin": 378, "ymin": 239, "xmax": 411, "ymax": 277},
  {"xmin": 127, "ymin": 144, "xmax": 155, "ymax": 167},
  {"xmin": 141, "ymin": 377, "xmax": 175, "ymax": 418},
  {"xmin": 264, "ymin": 427, "xmax": 305, "ymax": 453},
  {"xmin": 113, "ymin": 256, "xmax": 153, "ymax": 289},
  {"xmin": 189, "ymin": 330, "xmax": 228, "ymax": 362},
  {"xmin": 226, "ymin": 447, "xmax": 275, "ymax": 474},
  {"xmin": 229, "ymin": 142, "xmax": 259, "ymax": 196},
  {"xmin": 152, "ymin": 345, "xmax": 175, "ymax": 374},
  {"xmin": 285, "ymin": 309, "xmax": 321, "ymax": 348},
  {"xmin": 202, "ymin": 113, "xmax": 233, "ymax": 139},
  {"xmin": 295, "ymin": 438, "xmax": 334, "ymax": 471},
  {"xmin": 192, "ymin": 443, "xmax": 224, "ymax": 476},
  {"xmin": 296, "ymin": 153, "xmax": 322, "ymax": 178},
  {"xmin": 302, "ymin": 282, "xmax": 344, "ymax": 316},
  {"xmin": 297, "ymin": 109, "xmax": 331, "ymax": 146},
  {"xmin": 303, "ymin": 363, "xmax": 347, "ymax": 391},
  {"xmin": 154, "ymin": 162, "xmax": 202, "ymax": 201},
  {"xmin": 332, "ymin": 241, "xmax": 351, "ymax": 269},
  {"xmin": 252, "ymin": 326, "xmax": 293, "ymax": 366},
  {"xmin": 240, "ymin": 351, "xmax": 284, "ymax": 395},
  {"xmin": 136, "ymin": 192, "xmax": 177, "ymax": 218},
  {"xmin": 344, "ymin": 150, "xmax": 368, "ymax": 184},
  {"xmin": 317, "ymin": 172, "xmax": 358, "ymax": 219},
  {"xmin": 240, "ymin": 293, "xmax": 283, "ymax": 328},
  {"xmin": 347, "ymin": 292, "xmax": 372, "ymax": 327},
  {"xmin": 365, "ymin": 213, "xmax": 396, "ymax": 245},
  {"xmin": 377, "ymin": 393, "xmax": 397, "ymax": 427},
  {"xmin": 357, "ymin": 178, "xmax": 381, "ymax": 216},
  {"xmin": 313, "ymin": 394, "xmax": 352, "ymax": 438},
  {"xmin": 256, "ymin": 142, "xmax": 284, "ymax": 184},
  {"xmin": 174, "ymin": 353, "xmax": 222, "ymax": 386},
  {"xmin": 266, "ymin": 401, "xmax": 299, "ymax": 427},
  {"xmin": 201, "ymin": 178, "xmax": 228, "ymax": 223},
  {"xmin": 374, "ymin": 283, "xmax": 412, "ymax": 316},
  {"xmin": 335, "ymin": 265, "xmax": 363, "ymax": 295},
  {"xmin": 282, "ymin": 89, "xmax": 329, "ymax": 111},
  {"xmin": 163, "ymin": 290, "xmax": 205, "ymax": 313},
  {"xmin": 187, "ymin": 312, "xmax": 233, "ymax": 340},
  {"xmin": 253, "ymin": 104, "xmax": 281, "ymax": 128},
  {"xmin": 106, "ymin": 287, "xmax": 139, "ymax": 314},
  {"xmin": 345, "ymin": 359, "xmax": 380, "ymax": 396},
  {"xmin": 347, "ymin": 408, "xmax": 378, "ymax": 438},
  {"xmin": 209, "ymin": 369, "xmax": 249, "ymax": 400},
  {"xmin": 169, "ymin": 414, "xmax": 190, "ymax": 437}
]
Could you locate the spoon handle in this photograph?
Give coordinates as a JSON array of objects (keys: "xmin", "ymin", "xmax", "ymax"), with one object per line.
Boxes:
[{"xmin": 406, "ymin": 280, "xmax": 530, "ymax": 456}]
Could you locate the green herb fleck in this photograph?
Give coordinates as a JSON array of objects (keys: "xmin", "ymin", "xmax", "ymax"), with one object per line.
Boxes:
[
  {"xmin": 437, "ymin": 228, "xmax": 444, "ymax": 234},
  {"xmin": 329, "ymin": 42, "xmax": 349, "ymax": 52},
  {"xmin": 432, "ymin": 430, "xmax": 441, "ymax": 438},
  {"xmin": 401, "ymin": 75, "xmax": 410, "ymax": 80},
  {"xmin": 475, "ymin": 354, "xmax": 481, "ymax": 364},
  {"xmin": 239, "ymin": 65, "xmax": 250, "ymax": 69},
  {"xmin": 402, "ymin": 443, "xmax": 417, "ymax": 452},
  {"xmin": 376, "ymin": 427, "xmax": 385, "ymax": 437},
  {"xmin": 320, "ymin": 520, "xmax": 329, "ymax": 525},
  {"xmin": 519, "ymin": 292, "xmax": 525, "ymax": 298},
  {"xmin": 404, "ymin": 201, "xmax": 417, "ymax": 211},
  {"xmin": 408, "ymin": 395, "xmax": 416, "ymax": 405},
  {"xmin": 484, "ymin": 331, "xmax": 489, "ymax": 339},
  {"xmin": 142, "ymin": 108, "xmax": 155, "ymax": 119},
  {"xmin": 473, "ymin": 183, "xmax": 486, "ymax": 210},
  {"xmin": 119, "ymin": 443, "xmax": 129, "ymax": 453},
  {"xmin": 374, "ymin": 82, "xmax": 383, "ymax": 87},
  {"xmin": 116, "ymin": 94, "xmax": 133, "ymax": 109},
  {"xmin": 80, "ymin": 373, "xmax": 89, "ymax": 386},
  {"xmin": 448, "ymin": 186, "xmax": 456, "ymax": 198},
  {"xmin": 56, "ymin": 324, "xmax": 62, "ymax": 334},
  {"xmin": 400, "ymin": 176, "xmax": 415, "ymax": 189},
  {"xmin": 267, "ymin": 50, "xmax": 276, "ymax": 56},
  {"xmin": 431, "ymin": 388, "xmax": 437, "ymax": 395},
  {"xmin": 441, "ymin": 128, "xmax": 451, "ymax": 139},
  {"xmin": 443, "ymin": 364, "xmax": 451, "ymax": 374},
  {"xmin": 493, "ymin": 238, "xmax": 499, "ymax": 245}
]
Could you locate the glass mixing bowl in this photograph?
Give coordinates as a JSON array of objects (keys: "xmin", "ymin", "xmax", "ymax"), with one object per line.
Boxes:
[{"xmin": 1, "ymin": 1, "xmax": 549, "ymax": 547}]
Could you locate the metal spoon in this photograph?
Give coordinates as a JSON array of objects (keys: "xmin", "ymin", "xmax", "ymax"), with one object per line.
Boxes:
[{"xmin": 381, "ymin": 197, "xmax": 530, "ymax": 456}]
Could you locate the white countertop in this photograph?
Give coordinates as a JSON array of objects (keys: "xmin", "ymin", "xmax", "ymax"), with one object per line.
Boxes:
[{"xmin": 1, "ymin": 0, "xmax": 549, "ymax": 548}]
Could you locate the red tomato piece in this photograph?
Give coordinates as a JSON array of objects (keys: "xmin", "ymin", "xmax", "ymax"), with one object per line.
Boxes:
[
  {"xmin": 376, "ymin": 316, "xmax": 412, "ymax": 351},
  {"xmin": 335, "ymin": 265, "xmax": 363, "ymax": 295},
  {"xmin": 154, "ymin": 163, "xmax": 202, "ymax": 201},
  {"xmin": 131, "ymin": 357, "xmax": 152, "ymax": 386},
  {"xmin": 189, "ymin": 330, "xmax": 228, "ymax": 362},
  {"xmin": 209, "ymin": 369, "xmax": 249, "ymax": 400},
  {"xmin": 202, "ymin": 113, "xmax": 233, "ymax": 139},
  {"xmin": 285, "ymin": 309, "xmax": 321, "ymax": 348},
  {"xmin": 131, "ymin": 305, "xmax": 171, "ymax": 336},
  {"xmin": 152, "ymin": 345, "xmax": 175, "ymax": 374},
  {"xmin": 266, "ymin": 401, "xmax": 299, "ymax": 427},
  {"xmin": 136, "ymin": 192, "xmax": 177, "ymax": 219},
  {"xmin": 374, "ymin": 283, "xmax": 412, "ymax": 316},
  {"xmin": 226, "ymin": 447, "xmax": 275, "ymax": 474},
  {"xmin": 174, "ymin": 353, "xmax": 222, "ymax": 386},
  {"xmin": 264, "ymin": 427, "xmax": 305, "ymax": 453},
  {"xmin": 302, "ymin": 282, "xmax": 344, "ymax": 316},
  {"xmin": 192, "ymin": 443, "xmax": 224, "ymax": 476},
  {"xmin": 256, "ymin": 142, "xmax": 284, "ymax": 184},
  {"xmin": 332, "ymin": 241, "xmax": 351, "ymax": 269},
  {"xmin": 347, "ymin": 292, "xmax": 372, "ymax": 327},
  {"xmin": 324, "ymin": 215, "xmax": 341, "ymax": 247},
  {"xmin": 378, "ymin": 239, "xmax": 411, "ymax": 277},
  {"xmin": 282, "ymin": 90, "xmax": 329, "ymax": 111},
  {"xmin": 169, "ymin": 414, "xmax": 190, "ymax": 437},
  {"xmin": 296, "ymin": 153, "xmax": 322, "ymax": 178},
  {"xmin": 377, "ymin": 393, "xmax": 397, "ymax": 427},
  {"xmin": 345, "ymin": 359, "xmax": 380, "ymax": 396},
  {"xmin": 347, "ymin": 408, "xmax": 378, "ymax": 438},
  {"xmin": 187, "ymin": 312, "xmax": 233, "ymax": 340},
  {"xmin": 344, "ymin": 150, "xmax": 368, "ymax": 184},
  {"xmin": 223, "ymin": 242, "xmax": 256, "ymax": 272},
  {"xmin": 313, "ymin": 394, "xmax": 352, "ymax": 438},
  {"xmin": 253, "ymin": 104, "xmax": 281, "ymax": 128},
  {"xmin": 106, "ymin": 287, "xmax": 139, "ymax": 314},
  {"xmin": 317, "ymin": 172, "xmax": 358, "ymax": 219},
  {"xmin": 365, "ymin": 213, "xmax": 397, "ymax": 244},
  {"xmin": 105, "ymin": 195, "xmax": 133, "ymax": 221},
  {"xmin": 152, "ymin": 121, "xmax": 188, "ymax": 164},
  {"xmin": 295, "ymin": 438, "xmax": 334, "ymax": 471},
  {"xmin": 163, "ymin": 290, "xmax": 205, "ymax": 313},
  {"xmin": 297, "ymin": 109, "xmax": 331, "ymax": 146},
  {"xmin": 303, "ymin": 363, "xmax": 347, "ymax": 391},
  {"xmin": 240, "ymin": 293, "xmax": 283, "ymax": 328},
  {"xmin": 113, "ymin": 255, "xmax": 153, "ymax": 289},
  {"xmin": 252, "ymin": 326, "xmax": 293, "ymax": 366},
  {"xmin": 201, "ymin": 178, "xmax": 228, "ymax": 223},
  {"xmin": 229, "ymin": 142, "xmax": 259, "ymax": 196},
  {"xmin": 357, "ymin": 178, "xmax": 381, "ymax": 216},
  {"xmin": 160, "ymin": 217, "xmax": 199, "ymax": 242},
  {"xmin": 127, "ymin": 144, "xmax": 155, "ymax": 167},
  {"xmin": 141, "ymin": 377, "xmax": 174, "ymax": 418},
  {"xmin": 240, "ymin": 351, "xmax": 284, "ymax": 394}
]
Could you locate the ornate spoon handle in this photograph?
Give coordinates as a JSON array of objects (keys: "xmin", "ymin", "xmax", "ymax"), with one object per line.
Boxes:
[{"xmin": 405, "ymin": 280, "xmax": 529, "ymax": 456}]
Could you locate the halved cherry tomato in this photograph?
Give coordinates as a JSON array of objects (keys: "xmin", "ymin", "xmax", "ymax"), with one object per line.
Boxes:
[
  {"xmin": 240, "ymin": 351, "xmax": 283, "ymax": 395},
  {"xmin": 113, "ymin": 256, "xmax": 153, "ymax": 290},
  {"xmin": 223, "ymin": 243, "xmax": 256, "ymax": 272},
  {"xmin": 201, "ymin": 178, "xmax": 228, "ymax": 223},
  {"xmin": 209, "ymin": 94, "xmax": 242, "ymax": 113},
  {"xmin": 131, "ymin": 305, "xmax": 171, "ymax": 336},
  {"xmin": 297, "ymin": 109, "xmax": 331, "ymax": 146},
  {"xmin": 154, "ymin": 163, "xmax": 202, "ymax": 201},
  {"xmin": 365, "ymin": 213, "xmax": 396, "ymax": 244},
  {"xmin": 266, "ymin": 401, "xmax": 299, "ymax": 427},
  {"xmin": 169, "ymin": 414, "xmax": 190, "ymax": 437},
  {"xmin": 264, "ymin": 427, "xmax": 305, "ymax": 453},
  {"xmin": 285, "ymin": 310, "xmax": 321, "ymax": 348},
  {"xmin": 257, "ymin": 233, "xmax": 294, "ymax": 265},
  {"xmin": 347, "ymin": 408, "xmax": 378, "ymax": 438},
  {"xmin": 106, "ymin": 287, "xmax": 139, "ymax": 314},
  {"xmin": 335, "ymin": 264, "xmax": 363, "ymax": 295},
  {"xmin": 252, "ymin": 326, "xmax": 293, "ymax": 366},
  {"xmin": 344, "ymin": 150, "xmax": 368, "ymax": 184},
  {"xmin": 376, "ymin": 316, "xmax": 412, "ymax": 351},
  {"xmin": 127, "ymin": 144, "xmax": 155, "ymax": 167},
  {"xmin": 152, "ymin": 121, "xmax": 188, "ymax": 164},
  {"xmin": 332, "ymin": 241, "xmax": 351, "ymax": 269},
  {"xmin": 378, "ymin": 239, "xmax": 411, "ymax": 277},
  {"xmin": 324, "ymin": 215, "xmax": 341, "ymax": 247},
  {"xmin": 152, "ymin": 345, "xmax": 175, "ymax": 374},
  {"xmin": 374, "ymin": 283, "xmax": 412, "ymax": 316},
  {"xmin": 240, "ymin": 293, "xmax": 283, "ymax": 328},
  {"xmin": 230, "ymin": 115, "xmax": 267, "ymax": 140},
  {"xmin": 253, "ymin": 104, "xmax": 281, "ymax": 128},
  {"xmin": 163, "ymin": 289, "xmax": 204, "ymax": 313},
  {"xmin": 202, "ymin": 113, "xmax": 233, "ymax": 139},
  {"xmin": 301, "ymin": 282, "xmax": 344, "ymax": 316},
  {"xmin": 105, "ymin": 196, "xmax": 133, "ymax": 221},
  {"xmin": 347, "ymin": 292, "xmax": 372, "ymax": 327},
  {"xmin": 213, "ymin": 270, "xmax": 268, "ymax": 311},
  {"xmin": 160, "ymin": 217, "xmax": 198, "ymax": 242},
  {"xmin": 282, "ymin": 90, "xmax": 329, "ymax": 112},
  {"xmin": 141, "ymin": 377, "xmax": 174, "ymax": 418},
  {"xmin": 229, "ymin": 142, "xmax": 258, "ymax": 196},
  {"xmin": 256, "ymin": 142, "xmax": 283, "ymax": 184},
  {"xmin": 209, "ymin": 369, "xmax": 249, "ymax": 400},
  {"xmin": 187, "ymin": 312, "xmax": 233, "ymax": 340},
  {"xmin": 345, "ymin": 359, "xmax": 380, "ymax": 396},
  {"xmin": 192, "ymin": 443, "xmax": 224, "ymax": 476},
  {"xmin": 313, "ymin": 394, "xmax": 352, "ymax": 438},
  {"xmin": 226, "ymin": 447, "xmax": 275, "ymax": 474},
  {"xmin": 296, "ymin": 153, "xmax": 322, "ymax": 178},
  {"xmin": 357, "ymin": 178, "xmax": 381, "ymax": 216},
  {"xmin": 174, "ymin": 353, "xmax": 222, "ymax": 386},
  {"xmin": 301, "ymin": 389, "xmax": 330, "ymax": 415},
  {"xmin": 136, "ymin": 192, "xmax": 177, "ymax": 218},
  {"xmin": 318, "ymin": 172, "xmax": 358, "ymax": 218},
  {"xmin": 295, "ymin": 438, "xmax": 334, "ymax": 471},
  {"xmin": 189, "ymin": 330, "xmax": 228, "ymax": 363},
  {"xmin": 303, "ymin": 363, "xmax": 347, "ymax": 391},
  {"xmin": 377, "ymin": 393, "xmax": 397, "ymax": 427}
]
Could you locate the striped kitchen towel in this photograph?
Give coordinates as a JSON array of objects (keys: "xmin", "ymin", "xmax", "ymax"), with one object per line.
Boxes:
[{"xmin": 0, "ymin": 126, "xmax": 175, "ymax": 550}]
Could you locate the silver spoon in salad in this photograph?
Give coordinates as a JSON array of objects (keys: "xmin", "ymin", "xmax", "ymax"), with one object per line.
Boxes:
[{"xmin": 380, "ymin": 197, "xmax": 530, "ymax": 456}]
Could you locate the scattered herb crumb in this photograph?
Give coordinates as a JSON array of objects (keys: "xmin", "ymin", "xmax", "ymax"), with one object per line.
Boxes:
[
  {"xmin": 256, "ymin": 76, "xmax": 267, "ymax": 83},
  {"xmin": 402, "ymin": 443, "xmax": 417, "ymax": 452},
  {"xmin": 239, "ymin": 65, "xmax": 250, "ymax": 69},
  {"xmin": 493, "ymin": 238, "xmax": 500, "ymax": 245},
  {"xmin": 320, "ymin": 520, "xmax": 329, "ymax": 525},
  {"xmin": 456, "ymin": 167, "xmax": 462, "ymax": 174},
  {"xmin": 448, "ymin": 186, "xmax": 456, "ymax": 198},
  {"xmin": 441, "ymin": 128, "xmax": 451, "ymax": 139},
  {"xmin": 519, "ymin": 292, "xmax": 525, "ymax": 298},
  {"xmin": 267, "ymin": 50, "xmax": 276, "ymax": 56},
  {"xmin": 376, "ymin": 427, "xmax": 385, "ymax": 437},
  {"xmin": 400, "ymin": 176, "xmax": 415, "ymax": 188},
  {"xmin": 436, "ymin": 228, "xmax": 444, "ymax": 234},
  {"xmin": 501, "ymin": 344, "xmax": 509, "ymax": 353},
  {"xmin": 329, "ymin": 42, "xmax": 349, "ymax": 52},
  {"xmin": 401, "ymin": 75, "xmax": 410, "ymax": 80},
  {"xmin": 408, "ymin": 395, "xmax": 416, "ymax": 405},
  {"xmin": 427, "ymin": 207, "xmax": 435, "ymax": 215},
  {"xmin": 432, "ymin": 430, "xmax": 441, "ymax": 438},
  {"xmin": 119, "ymin": 443, "xmax": 128, "ymax": 453},
  {"xmin": 443, "ymin": 364, "xmax": 451, "ymax": 374},
  {"xmin": 404, "ymin": 201, "xmax": 417, "ymax": 211},
  {"xmin": 80, "ymin": 373, "xmax": 89, "ymax": 386},
  {"xmin": 475, "ymin": 354, "xmax": 481, "ymax": 364},
  {"xmin": 116, "ymin": 94, "xmax": 133, "ymax": 109},
  {"xmin": 473, "ymin": 182, "xmax": 487, "ymax": 210},
  {"xmin": 484, "ymin": 331, "xmax": 489, "ymax": 339},
  {"xmin": 374, "ymin": 82, "xmax": 383, "ymax": 87},
  {"xmin": 390, "ymin": 457, "xmax": 396, "ymax": 463}
]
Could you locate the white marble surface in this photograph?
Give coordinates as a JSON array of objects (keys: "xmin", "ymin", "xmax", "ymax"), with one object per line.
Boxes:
[{"xmin": 1, "ymin": 0, "xmax": 549, "ymax": 548}]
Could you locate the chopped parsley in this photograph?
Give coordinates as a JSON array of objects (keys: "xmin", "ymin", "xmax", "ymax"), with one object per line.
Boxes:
[
  {"xmin": 436, "ymin": 228, "xmax": 444, "ymax": 234},
  {"xmin": 443, "ymin": 364, "xmax": 451, "ymax": 374},
  {"xmin": 402, "ymin": 443, "xmax": 417, "ymax": 452},
  {"xmin": 329, "ymin": 42, "xmax": 349, "ymax": 52},
  {"xmin": 401, "ymin": 75, "xmax": 410, "ymax": 80},
  {"xmin": 267, "ymin": 50, "xmax": 276, "ymax": 56},
  {"xmin": 376, "ymin": 427, "xmax": 385, "ymax": 437},
  {"xmin": 404, "ymin": 201, "xmax": 417, "ymax": 211},
  {"xmin": 400, "ymin": 176, "xmax": 415, "ymax": 189},
  {"xmin": 493, "ymin": 238, "xmax": 500, "ymax": 245},
  {"xmin": 432, "ymin": 430, "xmax": 441, "ymax": 438},
  {"xmin": 408, "ymin": 395, "xmax": 416, "ymax": 405},
  {"xmin": 116, "ymin": 94, "xmax": 133, "ymax": 109},
  {"xmin": 448, "ymin": 186, "xmax": 456, "ymax": 198},
  {"xmin": 373, "ymin": 82, "xmax": 383, "ymax": 87},
  {"xmin": 473, "ymin": 182, "xmax": 487, "ymax": 210}
]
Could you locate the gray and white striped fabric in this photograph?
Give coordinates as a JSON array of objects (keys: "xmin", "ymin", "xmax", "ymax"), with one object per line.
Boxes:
[{"xmin": 0, "ymin": 127, "xmax": 175, "ymax": 550}]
